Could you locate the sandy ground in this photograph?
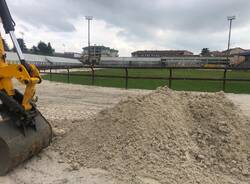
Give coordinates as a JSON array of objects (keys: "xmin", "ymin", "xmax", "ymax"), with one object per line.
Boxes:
[
  {"xmin": 0, "ymin": 81, "xmax": 249, "ymax": 184},
  {"xmin": 227, "ymin": 94, "xmax": 250, "ymax": 118}
]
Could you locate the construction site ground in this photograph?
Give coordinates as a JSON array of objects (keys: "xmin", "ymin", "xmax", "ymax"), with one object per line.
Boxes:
[{"xmin": 0, "ymin": 81, "xmax": 250, "ymax": 184}]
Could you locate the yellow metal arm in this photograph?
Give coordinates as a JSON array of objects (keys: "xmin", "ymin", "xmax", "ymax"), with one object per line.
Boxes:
[{"xmin": 0, "ymin": 34, "xmax": 41, "ymax": 110}]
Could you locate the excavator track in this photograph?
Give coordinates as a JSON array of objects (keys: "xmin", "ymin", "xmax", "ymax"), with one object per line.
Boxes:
[{"xmin": 0, "ymin": 105, "xmax": 52, "ymax": 175}]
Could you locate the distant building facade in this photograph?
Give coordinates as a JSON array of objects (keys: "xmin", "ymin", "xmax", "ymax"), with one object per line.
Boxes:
[
  {"xmin": 83, "ymin": 46, "xmax": 119, "ymax": 58},
  {"xmin": 231, "ymin": 51, "xmax": 250, "ymax": 67},
  {"xmin": 243, "ymin": 51, "xmax": 250, "ymax": 62},
  {"xmin": 222, "ymin": 47, "xmax": 246, "ymax": 56},
  {"xmin": 210, "ymin": 51, "xmax": 225, "ymax": 57},
  {"xmin": 131, "ymin": 50, "xmax": 193, "ymax": 57}
]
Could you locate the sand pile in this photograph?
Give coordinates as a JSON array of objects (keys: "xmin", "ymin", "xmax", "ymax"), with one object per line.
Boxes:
[{"xmin": 55, "ymin": 87, "xmax": 250, "ymax": 183}]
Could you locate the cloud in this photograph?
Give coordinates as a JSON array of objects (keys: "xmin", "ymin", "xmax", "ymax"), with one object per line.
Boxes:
[
  {"xmin": 8, "ymin": 0, "xmax": 76, "ymax": 32},
  {"xmin": 3, "ymin": 0, "xmax": 250, "ymax": 55}
]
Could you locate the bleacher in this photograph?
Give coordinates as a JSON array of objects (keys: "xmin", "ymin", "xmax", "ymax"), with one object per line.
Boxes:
[
  {"xmin": 6, "ymin": 52, "xmax": 83, "ymax": 69},
  {"xmin": 99, "ymin": 56, "xmax": 228, "ymax": 67}
]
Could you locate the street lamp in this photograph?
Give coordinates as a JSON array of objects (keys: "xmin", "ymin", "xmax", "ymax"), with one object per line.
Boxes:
[
  {"xmin": 85, "ymin": 16, "xmax": 93, "ymax": 65},
  {"xmin": 227, "ymin": 16, "xmax": 236, "ymax": 61}
]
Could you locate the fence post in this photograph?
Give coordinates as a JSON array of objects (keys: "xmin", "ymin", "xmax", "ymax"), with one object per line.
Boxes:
[
  {"xmin": 169, "ymin": 68, "xmax": 172, "ymax": 88},
  {"xmin": 91, "ymin": 67, "xmax": 95, "ymax": 85},
  {"xmin": 67, "ymin": 68, "xmax": 70, "ymax": 83},
  {"xmin": 223, "ymin": 68, "xmax": 227, "ymax": 91},
  {"xmin": 125, "ymin": 68, "xmax": 128, "ymax": 89}
]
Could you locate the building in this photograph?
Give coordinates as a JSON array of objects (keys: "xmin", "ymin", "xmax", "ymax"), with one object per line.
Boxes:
[
  {"xmin": 82, "ymin": 45, "xmax": 119, "ymax": 58},
  {"xmin": 222, "ymin": 47, "xmax": 246, "ymax": 56},
  {"xmin": 210, "ymin": 51, "xmax": 224, "ymax": 57},
  {"xmin": 241, "ymin": 51, "xmax": 250, "ymax": 61},
  {"xmin": 131, "ymin": 50, "xmax": 193, "ymax": 57},
  {"xmin": 233, "ymin": 51, "xmax": 250, "ymax": 68}
]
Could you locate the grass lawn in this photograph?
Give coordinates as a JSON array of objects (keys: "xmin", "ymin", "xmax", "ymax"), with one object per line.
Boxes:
[{"xmin": 42, "ymin": 69, "xmax": 250, "ymax": 94}]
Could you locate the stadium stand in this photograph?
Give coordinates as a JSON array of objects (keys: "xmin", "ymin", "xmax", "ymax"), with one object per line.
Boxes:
[{"xmin": 5, "ymin": 52, "xmax": 83, "ymax": 69}]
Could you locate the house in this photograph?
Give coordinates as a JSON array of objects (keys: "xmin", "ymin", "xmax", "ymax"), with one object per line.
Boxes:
[
  {"xmin": 210, "ymin": 51, "xmax": 224, "ymax": 57},
  {"xmin": 241, "ymin": 51, "xmax": 250, "ymax": 61},
  {"xmin": 234, "ymin": 51, "xmax": 250, "ymax": 68},
  {"xmin": 222, "ymin": 47, "xmax": 246, "ymax": 56}
]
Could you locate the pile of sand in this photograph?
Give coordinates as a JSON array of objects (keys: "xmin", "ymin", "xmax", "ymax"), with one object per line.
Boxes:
[{"xmin": 55, "ymin": 87, "xmax": 250, "ymax": 183}]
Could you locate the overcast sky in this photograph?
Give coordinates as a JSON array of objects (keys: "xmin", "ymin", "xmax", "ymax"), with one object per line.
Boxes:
[{"xmin": 2, "ymin": 0, "xmax": 250, "ymax": 56}]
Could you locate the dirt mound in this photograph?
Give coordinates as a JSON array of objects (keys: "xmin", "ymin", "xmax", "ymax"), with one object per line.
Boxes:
[{"xmin": 55, "ymin": 87, "xmax": 250, "ymax": 183}]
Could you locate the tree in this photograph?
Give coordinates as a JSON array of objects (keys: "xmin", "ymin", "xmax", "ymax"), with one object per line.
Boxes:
[
  {"xmin": 37, "ymin": 41, "xmax": 48, "ymax": 55},
  {"xmin": 36, "ymin": 41, "xmax": 55, "ymax": 55},
  {"xmin": 17, "ymin": 38, "xmax": 28, "ymax": 52},
  {"xmin": 12, "ymin": 38, "xmax": 28, "ymax": 53},
  {"xmin": 47, "ymin": 42, "xmax": 54, "ymax": 55},
  {"xmin": 29, "ymin": 41, "xmax": 55, "ymax": 55},
  {"xmin": 200, "ymin": 48, "xmax": 211, "ymax": 56},
  {"xmin": 2, "ymin": 39, "xmax": 10, "ymax": 51},
  {"xmin": 31, "ymin": 45, "xmax": 39, "ymax": 54}
]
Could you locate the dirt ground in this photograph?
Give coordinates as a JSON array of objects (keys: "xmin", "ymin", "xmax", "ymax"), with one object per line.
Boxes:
[{"xmin": 0, "ymin": 81, "xmax": 250, "ymax": 184}]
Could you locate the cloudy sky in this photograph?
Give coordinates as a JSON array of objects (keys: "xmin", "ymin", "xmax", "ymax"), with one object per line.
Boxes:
[{"xmin": 2, "ymin": 0, "xmax": 250, "ymax": 56}]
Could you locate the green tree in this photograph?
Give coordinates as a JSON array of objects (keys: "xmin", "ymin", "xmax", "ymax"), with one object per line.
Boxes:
[
  {"xmin": 200, "ymin": 48, "xmax": 211, "ymax": 56},
  {"xmin": 31, "ymin": 45, "xmax": 39, "ymax": 54},
  {"xmin": 47, "ymin": 42, "xmax": 54, "ymax": 55},
  {"xmin": 37, "ymin": 41, "xmax": 48, "ymax": 55},
  {"xmin": 36, "ymin": 41, "xmax": 55, "ymax": 55},
  {"xmin": 12, "ymin": 38, "xmax": 28, "ymax": 53},
  {"xmin": 18, "ymin": 38, "xmax": 28, "ymax": 52}
]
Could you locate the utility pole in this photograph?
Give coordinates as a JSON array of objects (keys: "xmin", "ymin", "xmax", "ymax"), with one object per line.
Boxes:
[
  {"xmin": 85, "ymin": 16, "xmax": 93, "ymax": 65},
  {"xmin": 227, "ymin": 16, "xmax": 236, "ymax": 62}
]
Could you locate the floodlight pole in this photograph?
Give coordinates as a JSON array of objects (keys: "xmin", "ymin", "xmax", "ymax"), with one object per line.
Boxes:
[
  {"xmin": 227, "ymin": 16, "xmax": 236, "ymax": 61},
  {"xmin": 85, "ymin": 16, "xmax": 93, "ymax": 65}
]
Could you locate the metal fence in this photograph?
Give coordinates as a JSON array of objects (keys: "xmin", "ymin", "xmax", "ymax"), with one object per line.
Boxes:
[{"xmin": 40, "ymin": 65, "xmax": 250, "ymax": 91}]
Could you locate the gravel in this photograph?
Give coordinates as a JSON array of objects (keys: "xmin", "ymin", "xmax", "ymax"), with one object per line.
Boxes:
[{"xmin": 54, "ymin": 87, "xmax": 250, "ymax": 184}]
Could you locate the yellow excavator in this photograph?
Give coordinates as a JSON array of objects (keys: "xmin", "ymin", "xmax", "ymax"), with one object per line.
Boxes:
[{"xmin": 0, "ymin": 0, "xmax": 52, "ymax": 175}]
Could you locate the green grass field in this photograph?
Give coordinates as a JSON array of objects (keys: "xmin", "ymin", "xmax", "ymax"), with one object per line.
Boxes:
[{"xmin": 43, "ymin": 69, "xmax": 250, "ymax": 93}]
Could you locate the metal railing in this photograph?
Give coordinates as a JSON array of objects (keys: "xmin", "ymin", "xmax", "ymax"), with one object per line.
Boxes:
[{"xmin": 40, "ymin": 65, "xmax": 250, "ymax": 91}]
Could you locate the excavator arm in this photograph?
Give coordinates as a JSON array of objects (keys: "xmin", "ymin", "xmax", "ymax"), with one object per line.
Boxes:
[
  {"xmin": 0, "ymin": 0, "xmax": 52, "ymax": 175},
  {"xmin": 0, "ymin": 0, "xmax": 42, "ymax": 110}
]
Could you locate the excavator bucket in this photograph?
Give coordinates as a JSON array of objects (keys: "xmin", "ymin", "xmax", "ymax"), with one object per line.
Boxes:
[{"xmin": 0, "ymin": 106, "xmax": 52, "ymax": 176}]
